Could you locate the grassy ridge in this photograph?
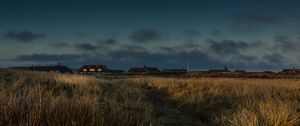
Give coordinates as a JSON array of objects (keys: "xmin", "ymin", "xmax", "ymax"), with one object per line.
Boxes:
[{"xmin": 0, "ymin": 69, "xmax": 299, "ymax": 126}]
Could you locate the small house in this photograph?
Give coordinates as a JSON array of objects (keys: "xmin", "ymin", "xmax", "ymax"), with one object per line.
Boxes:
[{"xmin": 78, "ymin": 65, "xmax": 110, "ymax": 74}]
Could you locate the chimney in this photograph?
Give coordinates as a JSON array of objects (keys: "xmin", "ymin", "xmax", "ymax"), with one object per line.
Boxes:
[{"xmin": 143, "ymin": 65, "xmax": 146, "ymax": 68}]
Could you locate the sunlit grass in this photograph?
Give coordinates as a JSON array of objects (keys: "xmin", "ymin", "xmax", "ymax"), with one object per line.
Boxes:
[{"xmin": 0, "ymin": 70, "xmax": 299, "ymax": 126}]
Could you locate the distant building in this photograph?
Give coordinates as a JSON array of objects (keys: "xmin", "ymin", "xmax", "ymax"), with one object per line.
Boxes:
[
  {"xmin": 209, "ymin": 66, "xmax": 230, "ymax": 73},
  {"xmin": 78, "ymin": 65, "xmax": 110, "ymax": 74},
  {"xmin": 9, "ymin": 64, "xmax": 73, "ymax": 74},
  {"xmin": 161, "ymin": 68, "xmax": 188, "ymax": 75},
  {"xmin": 128, "ymin": 65, "xmax": 160, "ymax": 74}
]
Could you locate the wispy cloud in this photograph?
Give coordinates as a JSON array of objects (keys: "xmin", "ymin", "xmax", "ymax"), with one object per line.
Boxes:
[
  {"xmin": 14, "ymin": 53, "xmax": 81, "ymax": 62},
  {"xmin": 75, "ymin": 43, "xmax": 98, "ymax": 51},
  {"xmin": 2, "ymin": 30, "xmax": 45, "ymax": 42},
  {"xmin": 51, "ymin": 42, "xmax": 70, "ymax": 48},
  {"xmin": 207, "ymin": 39, "xmax": 263, "ymax": 55}
]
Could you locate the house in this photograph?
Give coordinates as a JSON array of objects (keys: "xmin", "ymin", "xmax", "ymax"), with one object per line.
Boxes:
[
  {"xmin": 209, "ymin": 66, "xmax": 230, "ymax": 73},
  {"xmin": 161, "ymin": 68, "xmax": 188, "ymax": 75},
  {"xmin": 128, "ymin": 65, "xmax": 160, "ymax": 74},
  {"xmin": 9, "ymin": 64, "xmax": 73, "ymax": 74},
  {"xmin": 78, "ymin": 65, "xmax": 110, "ymax": 74}
]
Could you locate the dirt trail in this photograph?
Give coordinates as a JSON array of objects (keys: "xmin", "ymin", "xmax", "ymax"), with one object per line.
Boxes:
[{"xmin": 141, "ymin": 84, "xmax": 207, "ymax": 126}]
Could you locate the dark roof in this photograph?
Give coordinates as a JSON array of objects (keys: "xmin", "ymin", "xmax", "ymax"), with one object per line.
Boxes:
[
  {"xmin": 9, "ymin": 65, "xmax": 73, "ymax": 73},
  {"xmin": 128, "ymin": 66, "xmax": 160, "ymax": 73}
]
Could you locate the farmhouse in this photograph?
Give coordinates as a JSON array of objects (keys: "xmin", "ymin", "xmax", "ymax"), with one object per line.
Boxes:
[
  {"xmin": 128, "ymin": 65, "xmax": 160, "ymax": 74},
  {"xmin": 9, "ymin": 64, "xmax": 73, "ymax": 74},
  {"xmin": 78, "ymin": 65, "xmax": 110, "ymax": 74}
]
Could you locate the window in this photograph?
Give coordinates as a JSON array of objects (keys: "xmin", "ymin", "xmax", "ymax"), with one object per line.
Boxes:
[
  {"xmin": 90, "ymin": 68, "xmax": 95, "ymax": 71},
  {"xmin": 83, "ymin": 69, "xmax": 87, "ymax": 72},
  {"xmin": 98, "ymin": 68, "xmax": 102, "ymax": 71}
]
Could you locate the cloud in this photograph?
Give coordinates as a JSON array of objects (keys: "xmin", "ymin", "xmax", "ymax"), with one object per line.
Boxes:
[
  {"xmin": 52, "ymin": 40, "xmax": 116, "ymax": 52},
  {"xmin": 129, "ymin": 28, "xmax": 161, "ymax": 43},
  {"xmin": 51, "ymin": 42, "xmax": 70, "ymax": 47},
  {"xmin": 207, "ymin": 39, "xmax": 262, "ymax": 55},
  {"xmin": 273, "ymin": 35, "xmax": 299, "ymax": 51},
  {"xmin": 231, "ymin": 12, "xmax": 280, "ymax": 31},
  {"xmin": 159, "ymin": 39, "xmax": 202, "ymax": 54},
  {"xmin": 8, "ymin": 36, "xmax": 297, "ymax": 70},
  {"xmin": 107, "ymin": 45, "xmax": 148, "ymax": 60},
  {"xmin": 96, "ymin": 38, "xmax": 118, "ymax": 45},
  {"xmin": 263, "ymin": 53, "xmax": 286, "ymax": 64},
  {"xmin": 75, "ymin": 43, "xmax": 98, "ymax": 51},
  {"xmin": 105, "ymin": 45, "xmax": 222, "ymax": 68},
  {"xmin": 3, "ymin": 30, "xmax": 45, "ymax": 42},
  {"xmin": 14, "ymin": 53, "xmax": 81, "ymax": 62}
]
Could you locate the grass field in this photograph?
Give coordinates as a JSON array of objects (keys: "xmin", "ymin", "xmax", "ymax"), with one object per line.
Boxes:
[{"xmin": 0, "ymin": 69, "xmax": 299, "ymax": 126}]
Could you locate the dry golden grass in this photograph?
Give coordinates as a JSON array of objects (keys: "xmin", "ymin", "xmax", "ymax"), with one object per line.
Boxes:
[
  {"xmin": 0, "ymin": 70, "xmax": 299, "ymax": 126},
  {"xmin": 133, "ymin": 77, "xmax": 300, "ymax": 126},
  {"xmin": 0, "ymin": 70, "xmax": 159, "ymax": 126}
]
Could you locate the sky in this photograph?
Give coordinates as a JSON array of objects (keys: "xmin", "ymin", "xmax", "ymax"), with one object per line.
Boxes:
[{"xmin": 0, "ymin": 0, "xmax": 300, "ymax": 71}]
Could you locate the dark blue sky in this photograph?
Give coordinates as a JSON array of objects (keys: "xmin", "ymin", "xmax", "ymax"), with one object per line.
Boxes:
[{"xmin": 0, "ymin": 0, "xmax": 300, "ymax": 71}]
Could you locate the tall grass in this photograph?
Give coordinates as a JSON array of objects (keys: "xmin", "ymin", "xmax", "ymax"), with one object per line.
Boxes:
[
  {"xmin": 0, "ymin": 70, "xmax": 159, "ymax": 126},
  {"xmin": 133, "ymin": 78, "xmax": 300, "ymax": 125},
  {"xmin": 0, "ymin": 70, "xmax": 299, "ymax": 126}
]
